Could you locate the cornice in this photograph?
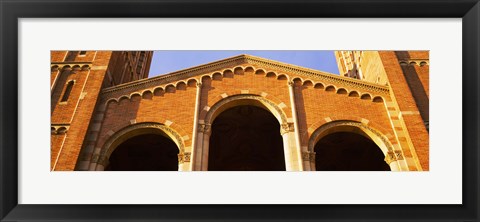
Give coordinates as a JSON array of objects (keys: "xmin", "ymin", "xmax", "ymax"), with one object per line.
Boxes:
[{"xmin": 99, "ymin": 54, "xmax": 390, "ymax": 100}]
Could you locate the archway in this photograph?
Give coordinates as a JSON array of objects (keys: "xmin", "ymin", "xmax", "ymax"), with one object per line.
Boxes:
[
  {"xmin": 105, "ymin": 133, "xmax": 179, "ymax": 171},
  {"xmin": 308, "ymin": 120, "xmax": 398, "ymax": 171},
  {"xmin": 97, "ymin": 122, "xmax": 185, "ymax": 171},
  {"xmin": 208, "ymin": 105, "xmax": 286, "ymax": 171},
  {"xmin": 314, "ymin": 132, "xmax": 390, "ymax": 171}
]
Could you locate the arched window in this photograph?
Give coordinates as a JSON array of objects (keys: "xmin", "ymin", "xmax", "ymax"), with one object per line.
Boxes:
[{"xmin": 61, "ymin": 81, "xmax": 74, "ymax": 102}]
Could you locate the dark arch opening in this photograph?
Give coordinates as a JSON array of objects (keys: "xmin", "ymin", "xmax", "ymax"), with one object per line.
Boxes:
[
  {"xmin": 105, "ymin": 133, "xmax": 179, "ymax": 171},
  {"xmin": 208, "ymin": 105, "xmax": 286, "ymax": 171},
  {"xmin": 314, "ymin": 132, "xmax": 390, "ymax": 171}
]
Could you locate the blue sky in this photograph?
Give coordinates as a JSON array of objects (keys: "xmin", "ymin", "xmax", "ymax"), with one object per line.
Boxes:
[{"xmin": 148, "ymin": 50, "xmax": 340, "ymax": 77}]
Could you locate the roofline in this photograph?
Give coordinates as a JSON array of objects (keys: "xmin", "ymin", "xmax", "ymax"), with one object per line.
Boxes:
[{"xmin": 100, "ymin": 54, "xmax": 389, "ymax": 99}]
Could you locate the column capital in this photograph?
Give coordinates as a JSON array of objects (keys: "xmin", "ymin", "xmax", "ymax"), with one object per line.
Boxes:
[
  {"xmin": 198, "ymin": 123, "xmax": 211, "ymax": 134},
  {"xmin": 196, "ymin": 82, "xmax": 203, "ymax": 87},
  {"xmin": 280, "ymin": 122, "xmax": 294, "ymax": 135},
  {"xmin": 288, "ymin": 81, "xmax": 294, "ymax": 87},
  {"xmin": 301, "ymin": 151, "xmax": 316, "ymax": 162},
  {"xmin": 384, "ymin": 150, "xmax": 404, "ymax": 164},
  {"xmin": 178, "ymin": 152, "xmax": 191, "ymax": 163}
]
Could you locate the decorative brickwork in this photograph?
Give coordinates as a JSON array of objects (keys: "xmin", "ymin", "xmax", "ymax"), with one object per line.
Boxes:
[{"xmin": 51, "ymin": 51, "xmax": 428, "ymax": 171}]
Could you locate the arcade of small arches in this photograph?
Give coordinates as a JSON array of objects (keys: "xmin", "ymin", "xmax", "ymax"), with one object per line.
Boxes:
[
  {"xmin": 51, "ymin": 64, "xmax": 92, "ymax": 72},
  {"xmin": 99, "ymin": 65, "xmax": 389, "ymax": 108},
  {"xmin": 89, "ymin": 93, "xmax": 405, "ymax": 172}
]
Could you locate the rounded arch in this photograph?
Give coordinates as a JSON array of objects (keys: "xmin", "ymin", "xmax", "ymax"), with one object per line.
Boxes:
[
  {"xmin": 336, "ymin": 88, "xmax": 348, "ymax": 94},
  {"xmin": 201, "ymin": 75, "xmax": 212, "ymax": 81},
  {"xmin": 212, "ymin": 72, "xmax": 223, "ymax": 81},
  {"xmin": 204, "ymin": 94, "xmax": 288, "ymax": 127},
  {"xmin": 141, "ymin": 89, "xmax": 152, "ymax": 95},
  {"xmin": 360, "ymin": 93, "xmax": 372, "ymax": 100},
  {"xmin": 72, "ymin": 65, "xmax": 81, "ymax": 71},
  {"xmin": 187, "ymin": 78, "xmax": 198, "ymax": 87},
  {"xmin": 244, "ymin": 66, "xmax": 255, "ymax": 74},
  {"xmin": 325, "ymin": 85, "xmax": 336, "ymax": 92},
  {"xmin": 153, "ymin": 87, "xmax": 164, "ymax": 96},
  {"xmin": 292, "ymin": 77, "xmax": 303, "ymax": 83},
  {"xmin": 97, "ymin": 122, "xmax": 185, "ymax": 168},
  {"xmin": 57, "ymin": 127, "xmax": 67, "ymax": 134},
  {"xmin": 303, "ymin": 80, "xmax": 313, "ymax": 87},
  {"xmin": 265, "ymin": 71, "xmax": 277, "ymax": 78},
  {"xmin": 129, "ymin": 92, "xmax": 142, "ymax": 99},
  {"xmin": 142, "ymin": 90, "xmax": 153, "ymax": 99},
  {"xmin": 233, "ymin": 67, "xmax": 244, "ymax": 75},
  {"xmin": 176, "ymin": 81, "xmax": 187, "ymax": 90},
  {"xmin": 222, "ymin": 69, "xmax": 234, "ymax": 78},
  {"xmin": 308, "ymin": 120, "xmax": 394, "ymax": 157},
  {"xmin": 348, "ymin": 91, "xmax": 360, "ymax": 97},
  {"xmin": 255, "ymin": 69, "xmax": 266, "ymax": 75},
  {"xmin": 314, "ymin": 83, "xmax": 325, "ymax": 89},
  {"xmin": 51, "ymin": 65, "xmax": 59, "ymax": 72},
  {"xmin": 118, "ymin": 95, "xmax": 130, "ymax": 103},
  {"xmin": 61, "ymin": 65, "xmax": 71, "ymax": 71},
  {"xmin": 102, "ymin": 98, "xmax": 119, "ymax": 111},
  {"xmin": 277, "ymin": 74, "xmax": 288, "ymax": 80},
  {"xmin": 200, "ymin": 94, "xmax": 296, "ymax": 171},
  {"xmin": 165, "ymin": 84, "xmax": 176, "ymax": 93},
  {"xmin": 81, "ymin": 65, "xmax": 90, "ymax": 71},
  {"xmin": 372, "ymin": 96, "xmax": 384, "ymax": 103}
]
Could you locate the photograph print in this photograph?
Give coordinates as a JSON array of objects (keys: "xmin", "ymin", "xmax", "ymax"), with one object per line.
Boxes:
[{"xmin": 50, "ymin": 50, "xmax": 429, "ymax": 171}]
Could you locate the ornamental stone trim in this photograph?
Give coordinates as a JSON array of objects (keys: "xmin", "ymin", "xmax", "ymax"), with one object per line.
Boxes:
[
  {"xmin": 178, "ymin": 152, "xmax": 191, "ymax": 163},
  {"xmin": 308, "ymin": 120, "xmax": 401, "ymax": 163},
  {"xmin": 280, "ymin": 122, "xmax": 295, "ymax": 135},
  {"xmin": 204, "ymin": 94, "xmax": 288, "ymax": 126},
  {"xmin": 51, "ymin": 123, "xmax": 70, "ymax": 134},
  {"xmin": 301, "ymin": 151, "xmax": 316, "ymax": 162},
  {"xmin": 51, "ymin": 62, "xmax": 92, "ymax": 72},
  {"xmin": 99, "ymin": 55, "xmax": 390, "ymax": 103},
  {"xmin": 384, "ymin": 150, "xmax": 404, "ymax": 164},
  {"xmin": 95, "ymin": 122, "xmax": 185, "ymax": 164}
]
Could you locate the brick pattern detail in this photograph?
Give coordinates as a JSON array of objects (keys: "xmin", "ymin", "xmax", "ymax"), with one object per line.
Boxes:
[
  {"xmin": 51, "ymin": 51, "xmax": 429, "ymax": 171},
  {"xmin": 50, "ymin": 51, "xmax": 154, "ymax": 171},
  {"xmin": 379, "ymin": 51, "xmax": 429, "ymax": 170}
]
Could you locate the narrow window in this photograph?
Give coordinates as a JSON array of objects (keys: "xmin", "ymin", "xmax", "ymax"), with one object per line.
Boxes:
[
  {"xmin": 61, "ymin": 81, "xmax": 74, "ymax": 102},
  {"xmin": 79, "ymin": 51, "xmax": 87, "ymax": 56}
]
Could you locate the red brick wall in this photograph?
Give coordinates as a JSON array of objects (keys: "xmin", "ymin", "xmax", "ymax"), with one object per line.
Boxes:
[
  {"xmin": 92, "ymin": 64, "xmax": 397, "ymax": 170},
  {"xmin": 297, "ymin": 84, "xmax": 394, "ymax": 147},
  {"xmin": 51, "ymin": 52, "xmax": 429, "ymax": 171},
  {"xmin": 380, "ymin": 51, "xmax": 429, "ymax": 170},
  {"xmin": 50, "ymin": 134, "xmax": 66, "ymax": 170},
  {"xmin": 53, "ymin": 51, "xmax": 113, "ymax": 170}
]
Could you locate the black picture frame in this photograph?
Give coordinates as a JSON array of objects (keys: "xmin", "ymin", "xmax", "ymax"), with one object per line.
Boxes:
[{"xmin": 1, "ymin": 0, "xmax": 479, "ymax": 221}]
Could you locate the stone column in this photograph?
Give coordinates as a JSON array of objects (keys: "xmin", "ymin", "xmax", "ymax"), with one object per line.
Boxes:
[
  {"xmin": 198, "ymin": 123, "xmax": 211, "ymax": 171},
  {"xmin": 287, "ymin": 81, "xmax": 304, "ymax": 171},
  {"xmin": 189, "ymin": 82, "xmax": 202, "ymax": 171},
  {"xmin": 301, "ymin": 150, "xmax": 315, "ymax": 171},
  {"xmin": 178, "ymin": 154, "xmax": 185, "ymax": 171}
]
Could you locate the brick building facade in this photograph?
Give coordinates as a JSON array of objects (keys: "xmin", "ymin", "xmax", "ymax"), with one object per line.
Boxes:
[{"xmin": 50, "ymin": 51, "xmax": 429, "ymax": 171}]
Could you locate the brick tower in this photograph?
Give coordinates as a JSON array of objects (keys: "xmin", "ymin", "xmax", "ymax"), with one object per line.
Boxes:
[
  {"xmin": 335, "ymin": 51, "xmax": 429, "ymax": 170},
  {"xmin": 50, "ymin": 51, "xmax": 153, "ymax": 170}
]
